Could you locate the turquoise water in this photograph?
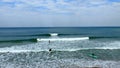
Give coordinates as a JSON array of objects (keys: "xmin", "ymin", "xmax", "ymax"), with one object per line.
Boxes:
[{"xmin": 0, "ymin": 27, "xmax": 120, "ymax": 68}]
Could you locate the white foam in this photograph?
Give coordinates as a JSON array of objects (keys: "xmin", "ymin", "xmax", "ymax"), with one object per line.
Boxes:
[
  {"xmin": 37, "ymin": 37, "xmax": 89, "ymax": 41},
  {"xmin": 0, "ymin": 59, "xmax": 120, "ymax": 68},
  {"xmin": 0, "ymin": 39, "xmax": 120, "ymax": 53},
  {"xmin": 0, "ymin": 50, "xmax": 46, "ymax": 53},
  {"xmin": 57, "ymin": 47, "xmax": 120, "ymax": 52},
  {"xmin": 50, "ymin": 33, "xmax": 58, "ymax": 36},
  {"xmin": 0, "ymin": 47, "xmax": 120, "ymax": 53}
]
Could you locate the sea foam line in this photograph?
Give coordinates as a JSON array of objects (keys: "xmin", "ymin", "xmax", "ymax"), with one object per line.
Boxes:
[
  {"xmin": 0, "ymin": 47, "xmax": 120, "ymax": 53},
  {"xmin": 37, "ymin": 37, "xmax": 89, "ymax": 41},
  {"xmin": 0, "ymin": 50, "xmax": 46, "ymax": 53}
]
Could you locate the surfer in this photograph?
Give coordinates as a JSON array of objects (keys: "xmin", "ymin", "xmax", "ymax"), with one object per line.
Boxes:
[
  {"xmin": 48, "ymin": 48, "xmax": 54, "ymax": 58},
  {"xmin": 49, "ymin": 48, "xmax": 52, "ymax": 52},
  {"xmin": 48, "ymin": 48, "xmax": 53, "ymax": 55},
  {"xmin": 89, "ymin": 53, "xmax": 98, "ymax": 59},
  {"xmin": 49, "ymin": 40, "xmax": 50, "ymax": 44},
  {"xmin": 91, "ymin": 53, "xmax": 95, "ymax": 56}
]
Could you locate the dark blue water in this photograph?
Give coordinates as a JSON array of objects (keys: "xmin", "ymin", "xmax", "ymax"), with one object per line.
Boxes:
[
  {"xmin": 0, "ymin": 27, "xmax": 120, "ymax": 41},
  {"xmin": 0, "ymin": 27, "xmax": 120, "ymax": 68}
]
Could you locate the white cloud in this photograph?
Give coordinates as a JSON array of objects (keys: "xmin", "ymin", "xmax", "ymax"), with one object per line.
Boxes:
[
  {"xmin": 0, "ymin": 0, "xmax": 115, "ymax": 14},
  {"xmin": 0, "ymin": 0, "xmax": 120, "ymax": 26}
]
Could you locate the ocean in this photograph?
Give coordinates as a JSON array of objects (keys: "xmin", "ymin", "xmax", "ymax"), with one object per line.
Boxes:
[{"xmin": 0, "ymin": 27, "xmax": 120, "ymax": 68}]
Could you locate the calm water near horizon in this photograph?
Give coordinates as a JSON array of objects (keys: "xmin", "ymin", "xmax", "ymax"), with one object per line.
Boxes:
[{"xmin": 0, "ymin": 27, "xmax": 120, "ymax": 68}]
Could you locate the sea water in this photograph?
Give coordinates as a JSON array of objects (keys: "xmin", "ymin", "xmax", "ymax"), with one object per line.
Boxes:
[{"xmin": 0, "ymin": 27, "xmax": 120, "ymax": 68}]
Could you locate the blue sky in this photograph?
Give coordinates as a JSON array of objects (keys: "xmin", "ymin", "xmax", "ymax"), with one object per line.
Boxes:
[{"xmin": 0, "ymin": 0, "xmax": 120, "ymax": 27}]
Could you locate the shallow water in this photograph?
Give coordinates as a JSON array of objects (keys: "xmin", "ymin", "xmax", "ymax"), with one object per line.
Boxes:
[{"xmin": 0, "ymin": 52, "xmax": 120, "ymax": 68}]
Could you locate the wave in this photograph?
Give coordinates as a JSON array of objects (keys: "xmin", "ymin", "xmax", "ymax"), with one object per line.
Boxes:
[
  {"xmin": 1, "ymin": 32, "xmax": 120, "ymax": 38},
  {"xmin": 0, "ymin": 33, "xmax": 82, "ymax": 37},
  {"xmin": 49, "ymin": 33, "xmax": 58, "ymax": 36},
  {"xmin": 0, "ymin": 34, "xmax": 51, "ymax": 37},
  {"xmin": 0, "ymin": 37, "xmax": 89, "ymax": 42},
  {"xmin": 0, "ymin": 38, "xmax": 37, "ymax": 42},
  {"xmin": 89, "ymin": 37, "xmax": 120, "ymax": 39},
  {"xmin": 0, "ymin": 36, "xmax": 120, "ymax": 42},
  {"xmin": 0, "ymin": 47, "xmax": 120, "ymax": 53},
  {"xmin": 0, "ymin": 32, "xmax": 120, "ymax": 42},
  {"xmin": 37, "ymin": 37, "xmax": 89, "ymax": 41}
]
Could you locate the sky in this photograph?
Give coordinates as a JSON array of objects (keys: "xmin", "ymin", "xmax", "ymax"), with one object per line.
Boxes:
[{"xmin": 0, "ymin": 0, "xmax": 120, "ymax": 27}]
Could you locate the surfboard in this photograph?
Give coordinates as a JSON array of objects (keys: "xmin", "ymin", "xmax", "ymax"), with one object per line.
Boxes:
[{"xmin": 89, "ymin": 54, "xmax": 98, "ymax": 59}]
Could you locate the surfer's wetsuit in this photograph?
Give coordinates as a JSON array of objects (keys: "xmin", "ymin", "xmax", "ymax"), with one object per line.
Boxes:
[
  {"xmin": 49, "ymin": 40, "xmax": 50, "ymax": 44},
  {"xmin": 49, "ymin": 49, "xmax": 52, "ymax": 52},
  {"xmin": 90, "ymin": 53, "xmax": 98, "ymax": 59}
]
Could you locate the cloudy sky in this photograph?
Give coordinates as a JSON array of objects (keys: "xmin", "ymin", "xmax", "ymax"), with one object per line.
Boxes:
[{"xmin": 0, "ymin": 0, "xmax": 120, "ymax": 27}]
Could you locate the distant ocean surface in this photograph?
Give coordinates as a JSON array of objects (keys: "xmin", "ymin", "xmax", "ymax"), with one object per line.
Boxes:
[{"xmin": 0, "ymin": 27, "xmax": 120, "ymax": 68}]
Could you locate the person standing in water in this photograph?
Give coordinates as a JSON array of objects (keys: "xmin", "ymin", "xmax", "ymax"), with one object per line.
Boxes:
[
  {"xmin": 49, "ymin": 40, "xmax": 50, "ymax": 44},
  {"xmin": 48, "ymin": 40, "xmax": 52, "ymax": 52}
]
